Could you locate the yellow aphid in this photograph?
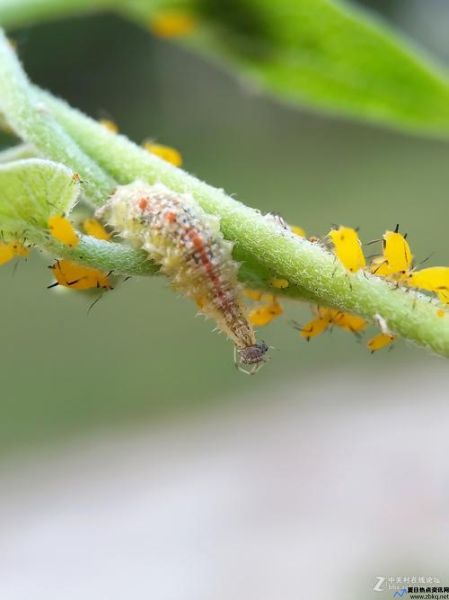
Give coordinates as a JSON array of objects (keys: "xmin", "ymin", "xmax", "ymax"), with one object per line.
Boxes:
[
  {"xmin": 143, "ymin": 142, "xmax": 183, "ymax": 167},
  {"xmin": 291, "ymin": 225, "xmax": 306, "ymax": 237},
  {"xmin": 367, "ymin": 332, "xmax": 395, "ymax": 353},
  {"xmin": 149, "ymin": 11, "xmax": 197, "ymax": 38},
  {"xmin": 0, "ymin": 241, "xmax": 29, "ymax": 265},
  {"xmin": 407, "ymin": 267, "xmax": 449, "ymax": 292},
  {"xmin": 333, "ymin": 312, "xmax": 366, "ymax": 333},
  {"xmin": 82, "ymin": 218, "xmax": 111, "ymax": 241},
  {"xmin": 328, "ymin": 226, "xmax": 366, "ymax": 273},
  {"xmin": 49, "ymin": 260, "xmax": 111, "ymax": 291},
  {"xmin": 249, "ymin": 299, "xmax": 283, "ymax": 327},
  {"xmin": 437, "ymin": 308, "xmax": 446, "ymax": 318},
  {"xmin": 48, "ymin": 215, "xmax": 79, "ymax": 247},
  {"xmin": 270, "ymin": 277, "xmax": 289, "ymax": 289},
  {"xmin": 99, "ymin": 119, "xmax": 119, "ymax": 134},
  {"xmin": 371, "ymin": 226, "xmax": 412, "ymax": 277}
]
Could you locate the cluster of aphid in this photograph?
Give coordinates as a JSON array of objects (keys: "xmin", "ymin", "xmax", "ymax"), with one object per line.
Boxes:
[
  {"xmin": 0, "ymin": 127, "xmax": 185, "ymax": 297},
  {"xmin": 245, "ymin": 223, "xmax": 449, "ymax": 354},
  {"xmin": 3, "ymin": 109, "xmax": 449, "ymax": 373}
]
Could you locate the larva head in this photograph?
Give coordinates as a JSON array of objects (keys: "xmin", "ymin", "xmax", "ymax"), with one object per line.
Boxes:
[{"xmin": 236, "ymin": 341, "xmax": 269, "ymax": 374}]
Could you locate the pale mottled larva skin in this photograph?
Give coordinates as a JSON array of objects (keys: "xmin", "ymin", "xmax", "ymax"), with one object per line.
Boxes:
[{"xmin": 97, "ymin": 182, "xmax": 268, "ymax": 372}]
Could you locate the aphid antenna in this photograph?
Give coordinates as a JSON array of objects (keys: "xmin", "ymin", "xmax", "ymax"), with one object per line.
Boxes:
[
  {"xmin": 47, "ymin": 281, "xmax": 59, "ymax": 289},
  {"xmin": 365, "ymin": 238, "xmax": 382, "ymax": 246},
  {"xmin": 416, "ymin": 252, "xmax": 435, "ymax": 267}
]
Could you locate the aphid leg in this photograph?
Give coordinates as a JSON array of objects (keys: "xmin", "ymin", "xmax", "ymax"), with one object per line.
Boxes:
[{"xmin": 87, "ymin": 295, "xmax": 103, "ymax": 315}]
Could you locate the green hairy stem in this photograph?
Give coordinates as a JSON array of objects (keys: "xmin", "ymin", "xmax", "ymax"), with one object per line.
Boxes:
[{"xmin": 0, "ymin": 28, "xmax": 449, "ymax": 358}]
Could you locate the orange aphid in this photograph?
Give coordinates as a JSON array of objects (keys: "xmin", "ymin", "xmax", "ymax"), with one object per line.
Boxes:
[
  {"xmin": 297, "ymin": 306, "xmax": 366, "ymax": 341},
  {"xmin": 0, "ymin": 243, "xmax": 17, "ymax": 265},
  {"xmin": 49, "ymin": 260, "xmax": 111, "ymax": 291},
  {"xmin": 143, "ymin": 142, "xmax": 183, "ymax": 167},
  {"xmin": 99, "ymin": 118, "xmax": 119, "ymax": 134},
  {"xmin": 333, "ymin": 311, "xmax": 366, "ymax": 333},
  {"xmin": 48, "ymin": 215, "xmax": 79, "ymax": 247},
  {"xmin": 149, "ymin": 10, "xmax": 197, "ymax": 38},
  {"xmin": 0, "ymin": 241, "xmax": 29, "ymax": 265},
  {"xmin": 367, "ymin": 332, "xmax": 395, "ymax": 353},
  {"xmin": 299, "ymin": 315, "xmax": 331, "ymax": 341},
  {"xmin": 371, "ymin": 225, "xmax": 412, "ymax": 277},
  {"xmin": 82, "ymin": 218, "xmax": 111, "ymax": 241},
  {"xmin": 328, "ymin": 226, "xmax": 366, "ymax": 273},
  {"xmin": 249, "ymin": 298, "xmax": 283, "ymax": 327}
]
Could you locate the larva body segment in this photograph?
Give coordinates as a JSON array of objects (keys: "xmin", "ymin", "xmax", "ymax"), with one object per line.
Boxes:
[{"xmin": 97, "ymin": 182, "xmax": 268, "ymax": 372}]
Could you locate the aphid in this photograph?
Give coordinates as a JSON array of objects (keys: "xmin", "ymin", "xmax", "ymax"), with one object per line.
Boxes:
[
  {"xmin": 149, "ymin": 11, "xmax": 197, "ymax": 38},
  {"xmin": 328, "ymin": 226, "xmax": 366, "ymax": 273},
  {"xmin": 0, "ymin": 241, "xmax": 28, "ymax": 265},
  {"xmin": 97, "ymin": 181, "xmax": 269, "ymax": 373},
  {"xmin": 296, "ymin": 306, "xmax": 366, "ymax": 341},
  {"xmin": 99, "ymin": 118, "xmax": 119, "ymax": 134},
  {"xmin": 437, "ymin": 308, "xmax": 446, "ymax": 318},
  {"xmin": 143, "ymin": 142, "xmax": 183, "ymax": 167},
  {"xmin": 270, "ymin": 277, "xmax": 289, "ymax": 289},
  {"xmin": 290, "ymin": 225, "xmax": 306, "ymax": 237},
  {"xmin": 49, "ymin": 260, "xmax": 111, "ymax": 291},
  {"xmin": 82, "ymin": 218, "xmax": 111, "ymax": 241},
  {"xmin": 407, "ymin": 266, "xmax": 449, "ymax": 292},
  {"xmin": 249, "ymin": 297, "xmax": 283, "ymax": 327},
  {"xmin": 367, "ymin": 332, "xmax": 395, "ymax": 353},
  {"xmin": 332, "ymin": 311, "xmax": 366, "ymax": 333},
  {"xmin": 370, "ymin": 225, "xmax": 412, "ymax": 277},
  {"xmin": 48, "ymin": 215, "xmax": 79, "ymax": 247},
  {"xmin": 296, "ymin": 315, "xmax": 331, "ymax": 341}
]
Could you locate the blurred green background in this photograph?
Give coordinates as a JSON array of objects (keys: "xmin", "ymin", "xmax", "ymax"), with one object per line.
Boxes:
[{"xmin": 1, "ymin": 0, "xmax": 449, "ymax": 454}]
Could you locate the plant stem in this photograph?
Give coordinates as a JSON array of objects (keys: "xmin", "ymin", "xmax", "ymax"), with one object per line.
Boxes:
[
  {"xmin": 0, "ymin": 30, "xmax": 115, "ymax": 204},
  {"xmin": 33, "ymin": 86, "xmax": 449, "ymax": 358},
  {"xmin": 0, "ymin": 143, "xmax": 36, "ymax": 163},
  {"xmin": 0, "ymin": 28, "xmax": 448, "ymax": 358}
]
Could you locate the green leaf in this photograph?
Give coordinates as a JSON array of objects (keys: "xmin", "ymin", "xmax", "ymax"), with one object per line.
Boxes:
[
  {"xmin": 0, "ymin": 158, "xmax": 79, "ymax": 237},
  {"xmin": 178, "ymin": 0, "xmax": 449, "ymax": 135}
]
